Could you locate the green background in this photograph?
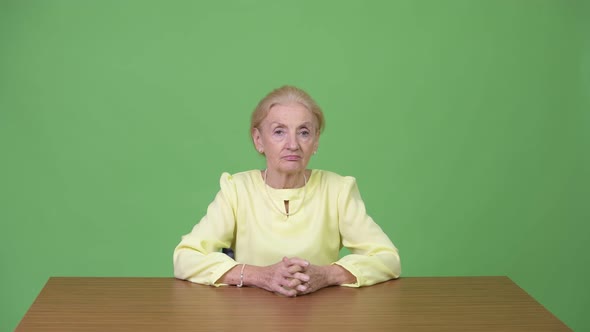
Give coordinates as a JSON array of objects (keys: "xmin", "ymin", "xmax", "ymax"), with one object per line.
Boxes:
[{"xmin": 1, "ymin": 1, "xmax": 588, "ymax": 330}]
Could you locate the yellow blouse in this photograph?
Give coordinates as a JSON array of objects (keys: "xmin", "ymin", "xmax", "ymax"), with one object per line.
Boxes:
[{"xmin": 173, "ymin": 169, "xmax": 401, "ymax": 287}]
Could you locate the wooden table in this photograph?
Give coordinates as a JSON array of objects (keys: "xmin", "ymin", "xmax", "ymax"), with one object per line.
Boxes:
[{"xmin": 16, "ymin": 276, "xmax": 570, "ymax": 331}]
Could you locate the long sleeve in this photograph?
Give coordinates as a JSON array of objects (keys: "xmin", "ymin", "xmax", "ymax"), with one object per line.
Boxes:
[
  {"xmin": 173, "ymin": 173, "xmax": 238, "ymax": 286},
  {"xmin": 333, "ymin": 177, "xmax": 401, "ymax": 287}
]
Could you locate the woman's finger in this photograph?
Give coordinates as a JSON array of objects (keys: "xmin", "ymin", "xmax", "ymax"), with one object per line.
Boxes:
[
  {"xmin": 274, "ymin": 283, "xmax": 297, "ymax": 297},
  {"xmin": 291, "ymin": 272, "xmax": 310, "ymax": 282},
  {"xmin": 296, "ymin": 283, "xmax": 309, "ymax": 293},
  {"xmin": 285, "ymin": 257, "xmax": 309, "ymax": 268},
  {"xmin": 287, "ymin": 264, "xmax": 304, "ymax": 274},
  {"xmin": 286, "ymin": 278, "xmax": 302, "ymax": 288}
]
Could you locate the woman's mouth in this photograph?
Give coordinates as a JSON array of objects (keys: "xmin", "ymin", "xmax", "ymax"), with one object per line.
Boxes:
[{"xmin": 283, "ymin": 155, "xmax": 301, "ymax": 161}]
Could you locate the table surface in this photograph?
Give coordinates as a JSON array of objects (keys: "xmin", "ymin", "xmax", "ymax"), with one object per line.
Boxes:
[{"xmin": 16, "ymin": 276, "xmax": 570, "ymax": 331}]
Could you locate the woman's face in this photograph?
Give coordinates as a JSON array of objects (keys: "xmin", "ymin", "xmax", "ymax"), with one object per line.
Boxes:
[{"xmin": 253, "ymin": 102, "xmax": 319, "ymax": 176}]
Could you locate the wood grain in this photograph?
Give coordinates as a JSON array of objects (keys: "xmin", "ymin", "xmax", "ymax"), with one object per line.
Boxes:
[{"xmin": 16, "ymin": 276, "xmax": 571, "ymax": 331}]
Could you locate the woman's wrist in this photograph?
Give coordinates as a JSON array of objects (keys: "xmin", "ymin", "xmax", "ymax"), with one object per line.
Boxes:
[
  {"xmin": 326, "ymin": 264, "xmax": 356, "ymax": 285},
  {"xmin": 242, "ymin": 265, "xmax": 264, "ymax": 288}
]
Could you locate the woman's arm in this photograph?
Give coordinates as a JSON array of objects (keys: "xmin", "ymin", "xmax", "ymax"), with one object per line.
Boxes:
[
  {"xmin": 333, "ymin": 177, "xmax": 401, "ymax": 287},
  {"xmin": 173, "ymin": 173, "xmax": 239, "ymax": 285}
]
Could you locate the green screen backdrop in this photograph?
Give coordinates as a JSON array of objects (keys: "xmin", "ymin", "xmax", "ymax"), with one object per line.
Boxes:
[{"xmin": 1, "ymin": 1, "xmax": 588, "ymax": 330}]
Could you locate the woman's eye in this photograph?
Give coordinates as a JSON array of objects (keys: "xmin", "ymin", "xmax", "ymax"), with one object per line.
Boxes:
[
  {"xmin": 299, "ymin": 130, "xmax": 310, "ymax": 137},
  {"xmin": 273, "ymin": 129, "xmax": 285, "ymax": 136}
]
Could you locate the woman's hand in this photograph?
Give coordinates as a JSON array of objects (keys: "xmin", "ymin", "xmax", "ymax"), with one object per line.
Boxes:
[
  {"xmin": 282, "ymin": 258, "xmax": 357, "ymax": 296},
  {"xmin": 231, "ymin": 257, "xmax": 356, "ymax": 297},
  {"xmin": 293, "ymin": 263, "xmax": 331, "ymax": 295},
  {"xmin": 248, "ymin": 257, "xmax": 311, "ymax": 297}
]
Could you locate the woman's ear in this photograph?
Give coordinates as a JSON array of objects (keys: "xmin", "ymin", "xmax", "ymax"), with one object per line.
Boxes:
[{"xmin": 252, "ymin": 128, "xmax": 264, "ymax": 153}]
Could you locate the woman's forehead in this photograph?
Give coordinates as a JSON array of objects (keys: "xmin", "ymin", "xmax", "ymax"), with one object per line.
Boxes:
[{"xmin": 264, "ymin": 103, "xmax": 315, "ymax": 123}]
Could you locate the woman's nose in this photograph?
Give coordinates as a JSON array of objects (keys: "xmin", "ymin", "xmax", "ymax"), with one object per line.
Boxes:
[{"xmin": 285, "ymin": 133, "xmax": 299, "ymax": 150}]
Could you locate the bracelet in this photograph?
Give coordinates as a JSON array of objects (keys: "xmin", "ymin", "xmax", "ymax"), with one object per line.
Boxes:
[{"xmin": 237, "ymin": 264, "xmax": 246, "ymax": 288}]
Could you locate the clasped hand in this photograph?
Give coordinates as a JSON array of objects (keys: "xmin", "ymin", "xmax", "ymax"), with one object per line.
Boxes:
[{"xmin": 263, "ymin": 256, "xmax": 330, "ymax": 297}]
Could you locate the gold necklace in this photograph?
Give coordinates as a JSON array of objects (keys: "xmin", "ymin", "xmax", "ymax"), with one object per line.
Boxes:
[{"xmin": 263, "ymin": 169, "xmax": 307, "ymax": 217}]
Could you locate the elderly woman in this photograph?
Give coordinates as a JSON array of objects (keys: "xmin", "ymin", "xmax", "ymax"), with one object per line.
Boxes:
[{"xmin": 174, "ymin": 86, "xmax": 401, "ymax": 297}]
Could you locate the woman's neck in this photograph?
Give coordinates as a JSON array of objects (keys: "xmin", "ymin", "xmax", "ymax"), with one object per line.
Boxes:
[{"xmin": 264, "ymin": 169, "xmax": 308, "ymax": 189}]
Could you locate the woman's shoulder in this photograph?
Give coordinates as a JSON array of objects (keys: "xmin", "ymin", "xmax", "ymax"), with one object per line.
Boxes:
[
  {"xmin": 218, "ymin": 170, "xmax": 261, "ymax": 185},
  {"xmin": 312, "ymin": 169, "xmax": 357, "ymax": 185}
]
